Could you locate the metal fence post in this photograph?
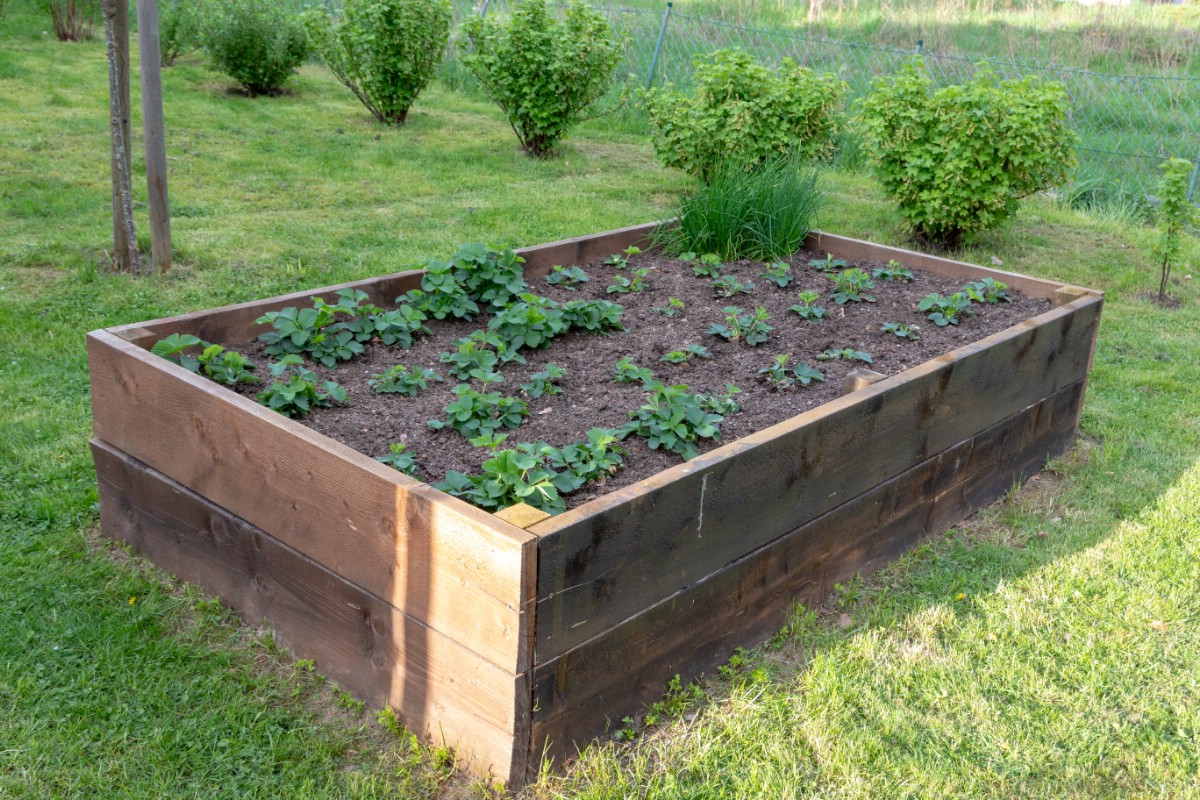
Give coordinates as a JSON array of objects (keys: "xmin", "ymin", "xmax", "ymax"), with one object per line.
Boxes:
[
  {"xmin": 645, "ymin": 2, "xmax": 673, "ymax": 91},
  {"xmin": 915, "ymin": 38, "xmax": 923, "ymax": 55},
  {"xmin": 1189, "ymin": 151, "xmax": 1200, "ymax": 204}
]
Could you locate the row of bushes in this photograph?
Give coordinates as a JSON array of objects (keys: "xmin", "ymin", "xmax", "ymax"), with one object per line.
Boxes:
[{"xmin": 160, "ymin": 0, "xmax": 1074, "ymax": 246}]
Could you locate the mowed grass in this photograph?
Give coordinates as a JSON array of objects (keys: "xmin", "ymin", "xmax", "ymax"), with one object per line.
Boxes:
[{"xmin": 2, "ymin": 2, "xmax": 1200, "ymax": 797}]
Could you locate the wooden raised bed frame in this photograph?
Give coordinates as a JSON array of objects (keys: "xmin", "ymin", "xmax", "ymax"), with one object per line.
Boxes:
[{"xmin": 88, "ymin": 224, "xmax": 1102, "ymax": 787}]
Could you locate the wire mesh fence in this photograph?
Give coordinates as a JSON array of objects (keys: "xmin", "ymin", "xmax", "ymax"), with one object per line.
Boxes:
[{"xmin": 451, "ymin": 0, "xmax": 1200, "ymax": 202}]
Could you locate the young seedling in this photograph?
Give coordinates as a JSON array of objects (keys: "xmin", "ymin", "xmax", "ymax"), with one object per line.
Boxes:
[
  {"xmin": 653, "ymin": 297, "xmax": 686, "ymax": 317},
  {"xmin": 963, "ymin": 277, "xmax": 1011, "ymax": 304},
  {"xmin": 376, "ymin": 443, "xmax": 419, "ymax": 477},
  {"xmin": 711, "ymin": 274, "xmax": 752, "ymax": 298},
  {"xmin": 602, "ymin": 245, "xmax": 642, "ymax": 270},
  {"xmin": 427, "ymin": 384, "xmax": 527, "ymax": 439},
  {"xmin": 881, "ymin": 322, "xmax": 920, "ymax": 340},
  {"xmin": 489, "ymin": 295, "xmax": 570, "ymax": 350},
  {"xmin": 660, "ymin": 344, "xmax": 712, "ymax": 364},
  {"xmin": 791, "ymin": 363, "xmax": 825, "ymax": 386},
  {"xmin": 369, "ymin": 365, "xmax": 444, "ymax": 396},
  {"xmin": 370, "ymin": 304, "xmax": 430, "ymax": 348},
  {"xmin": 256, "ymin": 355, "xmax": 347, "ymax": 418},
  {"xmin": 197, "ymin": 344, "xmax": 258, "ymax": 386},
  {"xmin": 872, "ymin": 260, "xmax": 914, "ymax": 282},
  {"xmin": 707, "ymin": 307, "xmax": 772, "ymax": 346},
  {"xmin": 918, "ymin": 292, "xmax": 975, "ymax": 326},
  {"xmin": 816, "ymin": 348, "xmax": 874, "ymax": 364},
  {"xmin": 440, "ymin": 338, "xmax": 501, "ymax": 381},
  {"xmin": 468, "ymin": 432, "xmax": 509, "ymax": 451},
  {"xmin": 693, "ymin": 253, "xmax": 723, "ymax": 278},
  {"xmin": 620, "ymin": 380, "xmax": 727, "ymax": 461},
  {"xmin": 151, "ymin": 333, "xmax": 204, "ymax": 372},
  {"xmin": 697, "ymin": 384, "xmax": 741, "ymax": 415},
  {"xmin": 829, "ymin": 268, "xmax": 876, "ymax": 304},
  {"xmin": 544, "ymin": 265, "xmax": 590, "ymax": 289},
  {"xmin": 760, "ymin": 261, "xmax": 793, "ymax": 288},
  {"xmin": 437, "ymin": 449, "xmax": 569, "ymax": 515},
  {"xmin": 606, "ymin": 267, "xmax": 650, "ymax": 294},
  {"xmin": 521, "ymin": 363, "xmax": 566, "ymax": 398},
  {"xmin": 561, "ymin": 299, "xmax": 625, "ymax": 332},
  {"xmin": 758, "ymin": 355, "xmax": 824, "ymax": 389},
  {"xmin": 614, "ymin": 357, "xmax": 654, "ymax": 384},
  {"xmin": 788, "ymin": 290, "xmax": 828, "ymax": 323},
  {"xmin": 808, "ymin": 253, "xmax": 847, "ymax": 273}
]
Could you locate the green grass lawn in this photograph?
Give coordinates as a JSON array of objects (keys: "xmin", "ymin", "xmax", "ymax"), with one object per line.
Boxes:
[{"xmin": 2, "ymin": 2, "xmax": 1199, "ymax": 798}]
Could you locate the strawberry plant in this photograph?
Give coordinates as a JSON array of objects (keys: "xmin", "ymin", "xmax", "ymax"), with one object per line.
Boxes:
[
  {"xmin": 660, "ymin": 344, "xmax": 711, "ymax": 364},
  {"xmin": 370, "ymin": 304, "xmax": 430, "ymax": 347},
  {"xmin": 696, "ymin": 384, "xmax": 742, "ymax": 415},
  {"xmin": 560, "ymin": 298, "xmax": 625, "ymax": 332},
  {"xmin": 707, "ymin": 307, "xmax": 772, "ymax": 346},
  {"xmin": 711, "ymin": 275, "xmax": 752, "ymax": 298},
  {"xmin": 538, "ymin": 428, "xmax": 626, "ymax": 485},
  {"xmin": 151, "ymin": 333, "xmax": 205, "ymax": 372},
  {"xmin": 402, "ymin": 243, "xmax": 527, "ymax": 319},
  {"xmin": 791, "ymin": 363, "xmax": 825, "ymax": 386},
  {"xmin": 918, "ymin": 292, "xmax": 976, "ymax": 326},
  {"xmin": 488, "ymin": 295, "xmax": 569, "ymax": 350},
  {"xmin": 427, "ymin": 384, "xmax": 528, "ymax": 438},
  {"xmin": 313, "ymin": 289, "xmax": 381, "ymax": 342},
  {"xmin": 758, "ymin": 355, "xmax": 824, "ymax": 389},
  {"xmin": 788, "ymin": 290, "xmax": 828, "ymax": 323},
  {"xmin": 309, "ymin": 329, "xmax": 366, "ymax": 367},
  {"xmin": 881, "ymin": 322, "xmax": 920, "ymax": 340},
  {"xmin": 614, "ymin": 357, "xmax": 654, "ymax": 384},
  {"xmin": 369, "ymin": 365, "xmax": 443, "ymax": 396},
  {"xmin": 257, "ymin": 355, "xmax": 347, "ymax": 418},
  {"xmin": 437, "ymin": 449, "xmax": 570, "ymax": 515},
  {"xmin": 521, "ymin": 363, "xmax": 566, "ymax": 398},
  {"xmin": 620, "ymin": 380, "xmax": 727, "ymax": 461},
  {"xmin": 808, "ymin": 253, "xmax": 846, "ymax": 273},
  {"xmin": 654, "ymin": 298, "xmax": 686, "ymax": 317},
  {"xmin": 963, "ymin": 278, "xmax": 1011, "ymax": 304},
  {"xmin": 606, "ymin": 268, "xmax": 650, "ymax": 294},
  {"xmin": 829, "ymin": 268, "xmax": 876, "ymax": 304},
  {"xmin": 544, "ymin": 265, "xmax": 589, "ymax": 289},
  {"xmin": 602, "ymin": 246, "xmax": 642, "ymax": 270},
  {"xmin": 693, "ymin": 254, "xmax": 723, "ymax": 279},
  {"xmin": 197, "ymin": 344, "xmax": 259, "ymax": 386},
  {"xmin": 761, "ymin": 261, "xmax": 793, "ymax": 288},
  {"xmin": 257, "ymin": 305, "xmax": 336, "ymax": 357},
  {"xmin": 873, "ymin": 260, "xmax": 913, "ymax": 282},
  {"xmin": 376, "ymin": 443, "xmax": 420, "ymax": 477},
  {"xmin": 440, "ymin": 338, "xmax": 501, "ymax": 382},
  {"xmin": 817, "ymin": 348, "xmax": 873, "ymax": 364}
]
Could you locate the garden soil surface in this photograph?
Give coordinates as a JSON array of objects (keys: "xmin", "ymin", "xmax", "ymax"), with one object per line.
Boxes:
[{"xmin": 230, "ymin": 250, "xmax": 1050, "ymax": 511}]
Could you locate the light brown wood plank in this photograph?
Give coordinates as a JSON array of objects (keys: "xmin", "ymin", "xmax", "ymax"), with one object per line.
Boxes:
[
  {"xmin": 529, "ymin": 381, "xmax": 1084, "ymax": 763},
  {"xmin": 531, "ymin": 297, "xmax": 1101, "ymax": 659},
  {"xmin": 516, "ymin": 223, "xmax": 658, "ymax": 279},
  {"xmin": 88, "ymin": 330, "xmax": 536, "ymax": 674}
]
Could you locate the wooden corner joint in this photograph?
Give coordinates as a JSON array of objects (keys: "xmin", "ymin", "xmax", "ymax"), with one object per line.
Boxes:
[
  {"xmin": 842, "ymin": 368, "xmax": 887, "ymax": 395},
  {"xmin": 494, "ymin": 503, "xmax": 552, "ymax": 530},
  {"xmin": 1054, "ymin": 286, "xmax": 1090, "ymax": 307}
]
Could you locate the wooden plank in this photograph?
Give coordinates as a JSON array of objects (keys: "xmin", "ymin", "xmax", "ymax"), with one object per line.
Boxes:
[
  {"xmin": 531, "ymin": 297, "xmax": 1101, "ymax": 659},
  {"xmin": 808, "ymin": 231, "xmax": 1079, "ymax": 301},
  {"xmin": 88, "ymin": 330, "xmax": 536, "ymax": 674},
  {"xmin": 92, "ymin": 439, "xmax": 529, "ymax": 785},
  {"xmin": 495, "ymin": 503, "xmax": 553, "ymax": 529},
  {"xmin": 516, "ymin": 222, "xmax": 657, "ymax": 279},
  {"xmin": 843, "ymin": 368, "xmax": 887, "ymax": 394},
  {"xmin": 529, "ymin": 381, "xmax": 1085, "ymax": 763}
]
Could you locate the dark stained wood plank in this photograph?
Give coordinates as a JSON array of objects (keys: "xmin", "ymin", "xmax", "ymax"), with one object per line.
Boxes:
[
  {"xmin": 88, "ymin": 330, "xmax": 536, "ymax": 674},
  {"xmin": 529, "ymin": 381, "xmax": 1085, "ymax": 764},
  {"xmin": 516, "ymin": 223, "xmax": 657, "ymax": 279},
  {"xmin": 92, "ymin": 439, "xmax": 530, "ymax": 785},
  {"xmin": 530, "ymin": 297, "xmax": 1102, "ymax": 660}
]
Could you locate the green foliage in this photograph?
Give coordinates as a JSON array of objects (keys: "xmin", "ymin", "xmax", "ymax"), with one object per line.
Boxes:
[
  {"xmin": 692, "ymin": 253, "xmax": 723, "ymax": 278},
  {"xmin": 707, "ymin": 306, "xmax": 772, "ymax": 346},
  {"xmin": 256, "ymin": 355, "xmax": 347, "ymax": 418},
  {"xmin": 368, "ymin": 365, "xmax": 443, "ymax": 396},
  {"xmin": 152, "ymin": 334, "xmax": 257, "ymax": 386},
  {"xmin": 807, "ymin": 253, "xmax": 846, "ymax": 273},
  {"xmin": 758, "ymin": 354, "xmax": 824, "ymax": 389},
  {"xmin": 302, "ymin": 0, "xmax": 450, "ymax": 125},
  {"xmin": 202, "ymin": 0, "xmax": 309, "ymax": 96},
  {"xmin": 439, "ymin": 337, "xmax": 502, "ymax": 382},
  {"xmin": 711, "ymin": 274, "xmax": 752, "ymax": 298},
  {"xmin": 544, "ymin": 265, "xmax": 590, "ymax": 289},
  {"xmin": 620, "ymin": 380, "xmax": 728, "ymax": 460},
  {"xmin": 560, "ymin": 298, "xmax": 625, "ymax": 332},
  {"xmin": 460, "ymin": 0, "xmax": 620, "ymax": 158},
  {"xmin": 150, "ymin": 333, "xmax": 204, "ymax": 372},
  {"xmin": 817, "ymin": 347, "xmax": 874, "ymax": 364},
  {"xmin": 829, "ymin": 267, "xmax": 876, "ymax": 304},
  {"xmin": 761, "ymin": 261, "xmax": 793, "ymax": 287},
  {"xmin": 614, "ymin": 356, "xmax": 654, "ymax": 384},
  {"xmin": 918, "ymin": 291, "xmax": 976, "ymax": 327},
  {"xmin": 653, "ymin": 156, "xmax": 824, "ymax": 262},
  {"xmin": 963, "ymin": 277, "xmax": 1011, "ymax": 304},
  {"xmin": 606, "ymin": 267, "xmax": 650, "ymax": 294},
  {"xmin": 788, "ymin": 290, "xmax": 828, "ymax": 323},
  {"xmin": 521, "ymin": 363, "xmax": 566, "ymax": 397},
  {"xmin": 489, "ymin": 294, "xmax": 570, "ymax": 350},
  {"xmin": 602, "ymin": 246, "xmax": 642, "ymax": 270},
  {"xmin": 643, "ymin": 48, "xmax": 843, "ymax": 182},
  {"xmin": 654, "ymin": 297, "xmax": 686, "ymax": 317},
  {"xmin": 402, "ymin": 243, "xmax": 527, "ymax": 320},
  {"xmin": 858, "ymin": 60, "xmax": 1075, "ymax": 245},
  {"xmin": 370, "ymin": 304, "xmax": 430, "ymax": 347},
  {"xmin": 1153, "ymin": 158, "xmax": 1198, "ymax": 304},
  {"xmin": 873, "ymin": 260, "xmax": 913, "ymax": 282},
  {"xmin": 660, "ymin": 344, "xmax": 711, "ymax": 364},
  {"xmin": 881, "ymin": 321, "xmax": 920, "ymax": 340},
  {"xmin": 159, "ymin": 0, "xmax": 202, "ymax": 66},
  {"xmin": 427, "ymin": 384, "xmax": 527, "ymax": 439},
  {"xmin": 376, "ymin": 442, "xmax": 419, "ymax": 477}
]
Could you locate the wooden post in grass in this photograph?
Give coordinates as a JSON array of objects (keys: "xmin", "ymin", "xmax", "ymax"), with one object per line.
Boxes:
[
  {"xmin": 136, "ymin": 0, "xmax": 172, "ymax": 273},
  {"xmin": 102, "ymin": 0, "xmax": 140, "ymax": 273}
]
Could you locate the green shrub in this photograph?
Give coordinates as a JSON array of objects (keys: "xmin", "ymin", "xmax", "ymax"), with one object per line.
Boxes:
[
  {"xmin": 1152, "ymin": 157, "xmax": 1198, "ymax": 305},
  {"xmin": 643, "ymin": 49, "xmax": 843, "ymax": 183},
  {"xmin": 303, "ymin": 0, "xmax": 451, "ymax": 125},
  {"xmin": 858, "ymin": 60, "xmax": 1075, "ymax": 246},
  {"xmin": 461, "ymin": 0, "xmax": 620, "ymax": 158},
  {"xmin": 653, "ymin": 156, "xmax": 824, "ymax": 261},
  {"xmin": 160, "ymin": 0, "xmax": 202, "ymax": 67},
  {"xmin": 202, "ymin": 0, "xmax": 309, "ymax": 96}
]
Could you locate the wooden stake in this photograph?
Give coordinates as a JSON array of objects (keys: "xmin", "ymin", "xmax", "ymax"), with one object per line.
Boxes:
[
  {"xmin": 102, "ymin": 0, "xmax": 140, "ymax": 273},
  {"xmin": 136, "ymin": 0, "xmax": 172, "ymax": 272}
]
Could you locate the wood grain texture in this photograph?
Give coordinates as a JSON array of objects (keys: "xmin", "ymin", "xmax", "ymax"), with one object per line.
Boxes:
[
  {"xmin": 529, "ymin": 380, "xmax": 1086, "ymax": 765},
  {"xmin": 92, "ymin": 440, "xmax": 531, "ymax": 785},
  {"xmin": 531, "ymin": 297, "xmax": 1101, "ymax": 660},
  {"xmin": 516, "ymin": 223, "xmax": 657, "ymax": 279},
  {"xmin": 88, "ymin": 330, "xmax": 536, "ymax": 674}
]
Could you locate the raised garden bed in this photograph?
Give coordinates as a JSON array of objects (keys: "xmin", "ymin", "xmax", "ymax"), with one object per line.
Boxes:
[{"xmin": 88, "ymin": 224, "xmax": 1102, "ymax": 786}]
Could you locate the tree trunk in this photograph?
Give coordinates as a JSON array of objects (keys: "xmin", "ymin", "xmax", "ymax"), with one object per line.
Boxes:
[{"xmin": 104, "ymin": 0, "xmax": 139, "ymax": 273}]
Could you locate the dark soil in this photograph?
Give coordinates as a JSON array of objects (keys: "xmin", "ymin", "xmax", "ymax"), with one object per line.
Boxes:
[{"xmin": 228, "ymin": 250, "xmax": 1051, "ymax": 510}]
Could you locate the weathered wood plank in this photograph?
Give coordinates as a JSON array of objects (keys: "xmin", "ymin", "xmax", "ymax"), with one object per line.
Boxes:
[
  {"xmin": 529, "ymin": 381, "xmax": 1085, "ymax": 763},
  {"xmin": 516, "ymin": 222, "xmax": 657, "ymax": 279},
  {"xmin": 92, "ymin": 439, "xmax": 530, "ymax": 785},
  {"xmin": 531, "ymin": 297, "xmax": 1101, "ymax": 660},
  {"xmin": 88, "ymin": 330, "xmax": 536, "ymax": 674}
]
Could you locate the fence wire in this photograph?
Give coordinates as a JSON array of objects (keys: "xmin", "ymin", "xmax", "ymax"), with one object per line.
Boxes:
[{"xmin": 451, "ymin": 0, "xmax": 1200, "ymax": 200}]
